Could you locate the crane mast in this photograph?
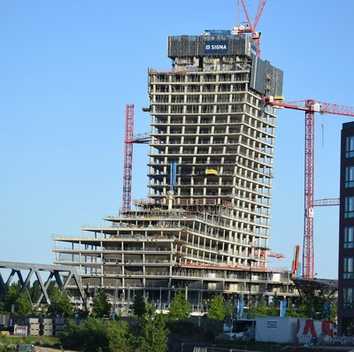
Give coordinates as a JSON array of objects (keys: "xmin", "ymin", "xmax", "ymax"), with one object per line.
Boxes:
[
  {"xmin": 122, "ymin": 104, "xmax": 134, "ymax": 213},
  {"xmin": 264, "ymin": 96, "xmax": 354, "ymax": 279}
]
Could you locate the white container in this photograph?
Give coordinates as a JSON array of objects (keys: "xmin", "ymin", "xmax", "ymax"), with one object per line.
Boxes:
[{"xmin": 255, "ymin": 317, "xmax": 298, "ymax": 344}]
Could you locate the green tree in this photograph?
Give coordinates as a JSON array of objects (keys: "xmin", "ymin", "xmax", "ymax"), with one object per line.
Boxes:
[
  {"xmin": 48, "ymin": 286, "xmax": 73, "ymax": 317},
  {"xmin": 92, "ymin": 289, "xmax": 111, "ymax": 318},
  {"xmin": 286, "ymin": 296, "xmax": 336, "ymax": 320},
  {"xmin": 132, "ymin": 293, "xmax": 146, "ymax": 318},
  {"xmin": 224, "ymin": 300, "xmax": 234, "ymax": 319},
  {"xmin": 140, "ymin": 304, "xmax": 168, "ymax": 352},
  {"xmin": 76, "ymin": 318, "xmax": 108, "ymax": 352},
  {"xmin": 2, "ymin": 284, "xmax": 32, "ymax": 316},
  {"xmin": 3, "ymin": 284, "xmax": 21, "ymax": 312},
  {"xmin": 29, "ymin": 280, "xmax": 42, "ymax": 303},
  {"xmin": 248, "ymin": 297, "xmax": 278, "ymax": 318},
  {"xmin": 208, "ymin": 295, "xmax": 226, "ymax": 321},
  {"xmin": 16, "ymin": 292, "xmax": 32, "ymax": 316},
  {"xmin": 106, "ymin": 320, "xmax": 134, "ymax": 352},
  {"xmin": 60, "ymin": 318, "xmax": 134, "ymax": 352},
  {"xmin": 169, "ymin": 292, "xmax": 191, "ymax": 320}
]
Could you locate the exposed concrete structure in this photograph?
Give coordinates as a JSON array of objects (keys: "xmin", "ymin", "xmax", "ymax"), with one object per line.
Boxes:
[{"xmin": 54, "ymin": 30, "xmax": 295, "ymax": 313}]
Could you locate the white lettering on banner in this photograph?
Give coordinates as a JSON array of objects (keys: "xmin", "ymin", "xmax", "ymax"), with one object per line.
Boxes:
[
  {"xmin": 205, "ymin": 45, "xmax": 227, "ymax": 50},
  {"xmin": 205, "ymin": 43, "xmax": 227, "ymax": 51}
]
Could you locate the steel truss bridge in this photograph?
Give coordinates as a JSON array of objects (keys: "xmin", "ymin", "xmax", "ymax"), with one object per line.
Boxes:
[{"xmin": 0, "ymin": 261, "xmax": 85, "ymax": 307}]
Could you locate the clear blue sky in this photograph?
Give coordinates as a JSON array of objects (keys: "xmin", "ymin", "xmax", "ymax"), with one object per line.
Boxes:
[{"xmin": 1, "ymin": 1, "xmax": 353, "ymax": 279}]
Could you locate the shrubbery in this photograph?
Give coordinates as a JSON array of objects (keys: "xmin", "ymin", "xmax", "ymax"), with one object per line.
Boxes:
[
  {"xmin": 60, "ymin": 304, "xmax": 169, "ymax": 352},
  {"xmin": 60, "ymin": 318, "xmax": 133, "ymax": 352}
]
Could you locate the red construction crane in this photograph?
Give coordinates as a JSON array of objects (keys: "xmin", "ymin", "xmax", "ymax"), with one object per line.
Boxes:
[
  {"xmin": 234, "ymin": 0, "xmax": 267, "ymax": 56},
  {"xmin": 264, "ymin": 96, "xmax": 354, "ymax": 279},
  {"xmin": 121, "ymin": 104, "xmax": 150, "ymax": 213},
  {"xmin": 291, "ymin": 245, "xmax": 301, "ymax": 279}
]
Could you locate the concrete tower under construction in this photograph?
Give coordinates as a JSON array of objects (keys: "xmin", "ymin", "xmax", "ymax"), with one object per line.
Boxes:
[{"xmin": 54, "ymin": 30, "xmax": 295, "ymax": 312}]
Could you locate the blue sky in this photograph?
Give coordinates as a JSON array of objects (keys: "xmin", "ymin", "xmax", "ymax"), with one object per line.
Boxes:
[{"xmin": 1, "ymin": 1, "xmax": 353, "ymax": 278}]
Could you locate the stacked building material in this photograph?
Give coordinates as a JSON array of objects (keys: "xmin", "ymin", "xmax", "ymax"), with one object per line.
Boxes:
[
  {"xmin": 26, "ymin": 318, "xmax": 40, "ymax": 336},
  {"xmin": 14, "ymin": 324, "xmax": 28, "ymax": 337},
  {"xmin": 41, "ymin": 318, "xmax": 53, "ymax": 336}
]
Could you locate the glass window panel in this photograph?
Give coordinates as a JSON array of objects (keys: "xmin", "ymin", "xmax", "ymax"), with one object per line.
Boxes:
[
  {"xmin": 345, "ymin": 227, "xmax": 354, "ymax": 248},
  {"xmin": 346, "ymin": 136, "xmax": 354, "ymax": 158},
  {"xmin": 346, "ymin": 166, "xmax": 354, "ymax": 188},
  {"xmin": 345, "ymin": 197, "xmax": 354, "ymax": 218},
  {"xmin": 344, "ymin": 288, "xmax": 353, "ymax": 307}
]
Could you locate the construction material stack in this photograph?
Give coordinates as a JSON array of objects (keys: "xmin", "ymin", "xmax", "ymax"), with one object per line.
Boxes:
[
  {"xmin": 40, "ymin": 318, "xmax": 53, "ymax": 336},
  {"xmin": 26, "ymin": 318, "xmax": 39, "ymax": 337}
]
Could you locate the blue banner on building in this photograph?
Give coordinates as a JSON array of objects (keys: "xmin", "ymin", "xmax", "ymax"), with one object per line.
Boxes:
[{"xmin": 204, "ymin": 41, "xmax": 228, "ymax": 55}]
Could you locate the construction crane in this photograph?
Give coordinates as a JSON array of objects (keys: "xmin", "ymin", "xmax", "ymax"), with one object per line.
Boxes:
[
  {"xmin": 233, "ymin": 0, "xmax": 267, "ymax": 56},
  {"xmin": 268, "ymin": 252, "xmax": 285, "ymax": 260},
  {"xmin": 291, "ymin": 245, "xmax": 301, "ymax": 279},
  {"xmin": 264, "ymin": 96, "xmax": 354, "ymax": 280},
  {"xmin": 121, "ymin": 104, "xmax": 149, "ymax": 213},
  {"xmin": 313, "ymin": 198, "xmax": 340, "ymax": 207}
]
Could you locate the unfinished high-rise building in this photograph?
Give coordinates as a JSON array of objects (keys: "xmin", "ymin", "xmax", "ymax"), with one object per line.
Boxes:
[{"xmin": 54, "ymin": 30, "xmax": 295, "ymax": 312}]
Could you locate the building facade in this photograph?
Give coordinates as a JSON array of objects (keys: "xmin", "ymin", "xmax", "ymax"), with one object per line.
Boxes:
[
  {"xmin": 54, "ymin": 30, "xmax": 295, "ymax": 313},
  {"xmin": 338, "ymin": 121, "xmax": 354, "ymax": 334}
]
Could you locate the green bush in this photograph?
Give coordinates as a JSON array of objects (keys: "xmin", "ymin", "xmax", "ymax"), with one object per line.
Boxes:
[
  {"xmin": 0, "ymin": 336, "xmax": 59, "ymax": 348},
  {"xmin": 60, "ymin": 318, "xmax": 133, "ymax": 352}
]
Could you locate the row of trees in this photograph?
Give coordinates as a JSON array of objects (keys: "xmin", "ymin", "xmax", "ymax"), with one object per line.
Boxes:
[
  {"xmin": 133, "ymin": 292, "xmax": 232, "ymax": 322},
  {"xmin": 2, "ymin": 283, "xmax": 334, "ymax": 321},
  {"xmin": 248, "ymin": 295, "xmax": 336, "ymax": 321},
  {"xmin": 61, "ymin": 298, "xmax": 168, "ymax": 352},
  {"xmin": 2, "ymin": 282, "xmax": 335, "ymax": 352}
]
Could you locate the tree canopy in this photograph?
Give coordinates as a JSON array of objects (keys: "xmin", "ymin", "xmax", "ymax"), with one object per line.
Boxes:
[
  {"xmin": 208, "ymin": 295, "xmax": 227, "ymax": 321},
  {"xmin": 140, "ymin": 304, "xmax": 168, "ymax": 352},
  {"xmin": 48, "ymin": 285, "xmax": 73, "ymax": 317},
  {"xmin": 92, "ymin": 289, "xmax": 111, "ymax": 318},
  {"xmin": 1, "ymin": 284, "xmax": 32, "ymax": 316},
  {"xmin": 169, "ymin": 292, "xmax": 191, "ymax": 320},
  {"xmin": 61, "ymin": 318, "xmax": 133, "ymax": 352},
  {"xmin": 132, "ymin": 293, "xmax": 146, "ymax": 318}
]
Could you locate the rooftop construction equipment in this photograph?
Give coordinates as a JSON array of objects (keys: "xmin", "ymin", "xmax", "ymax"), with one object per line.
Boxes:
[{"xmin": 233, "ymin": 0, "xmax": 267, "ymax": 56}]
